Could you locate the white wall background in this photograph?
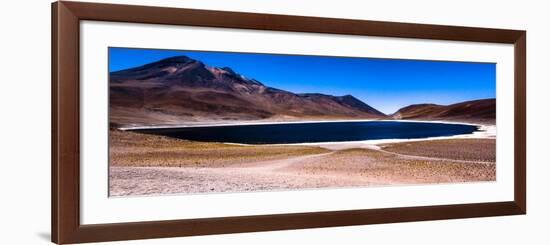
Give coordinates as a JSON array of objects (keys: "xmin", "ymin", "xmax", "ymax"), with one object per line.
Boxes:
[{"xmin": 0, "ymin": 0, "xmax": 547, "ymax": 244}]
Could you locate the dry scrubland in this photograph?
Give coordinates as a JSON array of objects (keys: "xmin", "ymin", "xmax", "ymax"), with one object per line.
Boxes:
[
  {"xmin": 288, "ymin": 147, "xmax": 494, "ymax": 184},
  {"xmin": 380, "ymin": 139, "xmax": 495, "ymax": 162},
  {"xmin": 109, "ymin": 130, "xmax": 496, "ymax": 196},
  {"xmin": 109, "ymin": 130, "xmax": 329, "ymax": 167}
]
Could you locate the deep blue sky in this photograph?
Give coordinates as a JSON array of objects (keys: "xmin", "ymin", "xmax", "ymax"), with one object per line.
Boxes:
[{"xmin": 109, "ymin": 47, "xmax": 496, "ymax": 114}]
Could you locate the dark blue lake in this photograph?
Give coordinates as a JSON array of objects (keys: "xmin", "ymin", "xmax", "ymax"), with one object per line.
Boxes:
[{"xmin": 133, "ymin": 121, "xmax": 478, "ymax": 144}]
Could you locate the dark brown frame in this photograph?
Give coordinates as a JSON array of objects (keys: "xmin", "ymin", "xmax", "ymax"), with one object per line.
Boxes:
[{"xmin": 52, "ymin": 1, "xmax": 526, "ymax": 244}]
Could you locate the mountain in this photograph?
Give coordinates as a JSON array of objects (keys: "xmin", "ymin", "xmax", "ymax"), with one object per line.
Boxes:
[
  {"xmin": 392, "ymin": 98, "xmax": 496, "ymax": 124},
  {"xmin": 109, "ymin": 55, "xmax": 387, "ymax": 127}
]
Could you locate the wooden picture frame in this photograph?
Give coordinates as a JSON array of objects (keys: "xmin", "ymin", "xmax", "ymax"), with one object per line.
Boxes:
[{"xmin": 52, "ymin": 1, "xmax": 526, "ymax": 244}]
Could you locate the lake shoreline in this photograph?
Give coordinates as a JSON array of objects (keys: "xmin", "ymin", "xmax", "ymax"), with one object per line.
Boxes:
[
  {"xmin": 269, "ymin": 124, "xmax": 495, "ymax": 150},
  {"xmin": 118, "ymin": 119, "xmax": 494, "ymax": 148},
  {"xmin": 117, "ymin": 118, "xmax": 493, "ymax": 131}
]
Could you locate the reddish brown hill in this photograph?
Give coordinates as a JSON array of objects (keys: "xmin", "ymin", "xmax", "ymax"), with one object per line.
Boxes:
[
  {"xmin": 392, "ymin": 99, "xmax": 496, "ymax": 124},
  {"xmin": 110, "ymin": 56, "xmax": 387, "ymax": 126}
]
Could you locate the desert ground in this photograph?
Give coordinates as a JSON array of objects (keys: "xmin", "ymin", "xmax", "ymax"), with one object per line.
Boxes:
[{"xmin": 109, "ymin": 125, "xmax": 496, "ymax": 197}]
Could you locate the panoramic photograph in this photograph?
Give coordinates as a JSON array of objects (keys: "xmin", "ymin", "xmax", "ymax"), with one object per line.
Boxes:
[{"xmin": 108, "ymin": 47, "xmax": 496, "ymax": 197}]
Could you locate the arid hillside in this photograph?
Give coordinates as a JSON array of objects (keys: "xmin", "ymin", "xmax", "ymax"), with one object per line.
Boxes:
[{"xmin": 392, "ymin": 98, "xmax": 496, "ymax": 124}]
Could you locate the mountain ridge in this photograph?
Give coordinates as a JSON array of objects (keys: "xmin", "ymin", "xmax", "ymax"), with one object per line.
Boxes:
[{"xmin": 109, "ymin": 55, "xmax": 387, "ymax": 126}]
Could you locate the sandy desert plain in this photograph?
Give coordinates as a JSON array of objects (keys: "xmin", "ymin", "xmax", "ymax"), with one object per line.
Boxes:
[{"xmin": 109, "ymin": 119, "xmax": 496, "ymax": 197}]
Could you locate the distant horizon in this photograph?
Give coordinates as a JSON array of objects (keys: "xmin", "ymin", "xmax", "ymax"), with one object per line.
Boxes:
[{"xmin": 109, "ymin": 47, "xmax": 496, "ymax": 114}]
